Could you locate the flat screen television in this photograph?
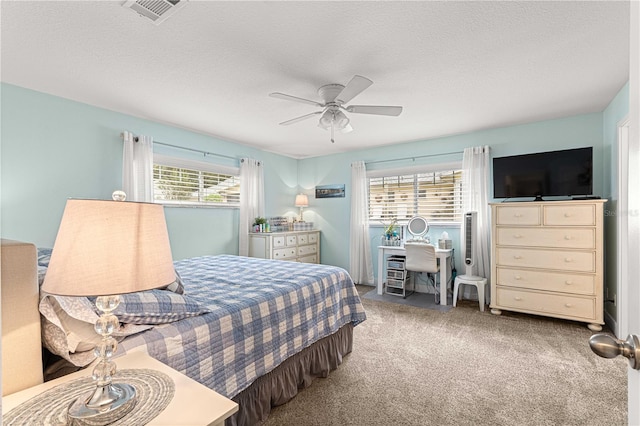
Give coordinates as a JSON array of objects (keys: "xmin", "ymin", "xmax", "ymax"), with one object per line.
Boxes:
[{"xmin": 492, "ymin": 147, "xmax": 593, "ymax": 200}]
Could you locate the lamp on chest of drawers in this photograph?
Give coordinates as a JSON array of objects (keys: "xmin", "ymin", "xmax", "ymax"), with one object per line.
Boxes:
[
  {"xmin": 295, "ymin": 194, "xmax": 309, "ymax": 222},
  {"xmin": 41, "ymin": 191, "xmax": 176, "ymax": 425}
]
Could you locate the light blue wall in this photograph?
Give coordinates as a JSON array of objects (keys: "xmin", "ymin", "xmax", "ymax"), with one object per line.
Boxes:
[
  {"xmin": 0, "ymin": 84, "xmax": 298, "ymax": 260},
  {"xmin": 602, "ymin": 82, "xmax": 630, "ymax": 320},
  {"xmin": 1, "ymin": 83, "xmax": 624, "ymax": 285},
  {"xmin": 299, "ymin": 112, "xmax": 606, "ymax": 283}
]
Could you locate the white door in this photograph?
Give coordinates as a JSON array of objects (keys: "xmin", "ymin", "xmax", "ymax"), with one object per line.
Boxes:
[
  {"xmin": 593, "ymin": 5, "xmax": 640, "ymax": 423},
  {"xmin": 627, "ymin": 2, "xmax": 639, "ymax": 422}
]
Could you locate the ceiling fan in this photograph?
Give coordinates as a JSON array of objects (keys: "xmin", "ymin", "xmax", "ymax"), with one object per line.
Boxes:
[{"xmin": 270, "ymin": 75, "xmax": 403, "ymax": 143}]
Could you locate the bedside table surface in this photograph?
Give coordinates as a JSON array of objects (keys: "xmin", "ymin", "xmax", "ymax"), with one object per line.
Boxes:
[{"xmin": 2, "ymin": 351, "xmax": 238, "ymax": 426}]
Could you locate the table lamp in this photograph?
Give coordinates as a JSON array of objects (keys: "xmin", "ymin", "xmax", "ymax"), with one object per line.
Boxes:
[
  {"xmin": 41, "ymin": 191, "xmax": 175, "ymax": 424},
  {"xmin": 295, "ymin": 194, "xmax": 309, "ymax": 222}
]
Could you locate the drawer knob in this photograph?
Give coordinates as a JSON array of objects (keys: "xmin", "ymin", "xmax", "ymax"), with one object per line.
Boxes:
[
  {"xmin": 514, "ymin": 213, "xmax": 523, "ymax": 218},
  {"xmin": 514, "ymin": 234, "xmax": 523, "ymax": 239},
  {"xmin": 565, "ymin": 280, "xmax": 573, "ymax": 285},
  {"xmin": 514, "ymin": 296, "xmax": 523, "ymax": 301},
  {"xmin": 564, "ymin": 213, "xmax": 571, "ymax": 217},
  {"xmin": 565, "ymin": 258, "xmax": 573, "ymax": 263},
  {"xmin": 514, "ymin": 255, "xmax": 522, "ymax": 260},
  {"xmin": 564, "ymin": 235, "xmax": 572, "ymax": 240},
  {"xmin": 514, "ymin": 275, "xmax": 522, "ymax": 280},
  {"xmin": 565, "ymin": 303, "xmax": 573, "ymax": 308}
]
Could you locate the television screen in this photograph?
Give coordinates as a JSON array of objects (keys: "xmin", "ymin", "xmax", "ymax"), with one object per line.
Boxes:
[{"xmin": 493, "ymin": 147, "xmax": 593, "ymax": 200}]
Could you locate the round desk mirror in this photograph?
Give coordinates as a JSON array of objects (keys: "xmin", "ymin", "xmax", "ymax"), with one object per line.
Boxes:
[{"xmin": 407, "ymin": 216, "xmax": 429, "ymax": 239}]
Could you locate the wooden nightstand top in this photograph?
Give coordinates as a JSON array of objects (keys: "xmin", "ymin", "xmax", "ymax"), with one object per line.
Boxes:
[{"xmin": 2, "ymin": 351, "xmax": 238, "ymax": 426}]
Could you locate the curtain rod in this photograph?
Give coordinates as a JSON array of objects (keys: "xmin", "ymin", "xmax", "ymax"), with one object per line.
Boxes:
[
  {"xmin": 123, "ymin": 133, "xmax": 238, "ymax": 162},
  {"xmin": 148, "ymin": 139, "xmax": 238, "ymax": 162},
  {"xmin": 365, "ymin": 150, "xmax": 462, "ymax": 166}
]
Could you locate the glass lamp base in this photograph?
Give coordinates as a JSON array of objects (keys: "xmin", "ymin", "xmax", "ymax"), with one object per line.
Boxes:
[{"xmin": 67, "ymin": 383, "xmax": 136, "ymax": 425}]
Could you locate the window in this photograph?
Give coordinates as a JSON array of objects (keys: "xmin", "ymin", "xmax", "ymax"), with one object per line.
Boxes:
[
  {"xmin": 153, "ymin": 155, "xmax": 240, "ymax": 207},
  {"xmin": 368, "ymin": 167, "xmax": 463, "ymax": 224}
]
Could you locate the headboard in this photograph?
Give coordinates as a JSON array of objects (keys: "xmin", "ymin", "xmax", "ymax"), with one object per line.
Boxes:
[{"xmin": 1, "ymin": 239, "xmax": 44, "ymax": 396}]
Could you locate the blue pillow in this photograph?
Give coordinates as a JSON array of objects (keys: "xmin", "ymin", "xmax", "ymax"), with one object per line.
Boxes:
[
  {"xmin": 162, "ymin": 269, "xmax": 185, "ymax": 294},
  {"xmin": 110, "ymin": 290, "xmax": 209, "ymax": 325},
  {"xmin": 37, "ymin": 248, "xmax": 52, "ymax": 267}
]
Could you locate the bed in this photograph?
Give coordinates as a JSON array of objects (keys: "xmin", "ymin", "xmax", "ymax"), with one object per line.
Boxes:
[{"xmin": 1, "ymin": 240, "xmax": 366, "ymax": 426}]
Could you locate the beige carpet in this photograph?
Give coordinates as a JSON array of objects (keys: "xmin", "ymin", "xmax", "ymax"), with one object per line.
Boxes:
[{"xmin": 263, "ymin": 285, "xmax": 627, "ymax": 426}]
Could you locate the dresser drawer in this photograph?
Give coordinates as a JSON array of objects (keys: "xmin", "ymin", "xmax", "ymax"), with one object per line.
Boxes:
[
  {"xmin": 496, "ymin": 227, "xmax": 595, "ymax": 249},
  {"xmin": 298, "ymin": 254, "xmax": 317, "ymax": 264},
  {"xmin": 286, "ymin": 235, "xmax": 297, "ymax": 246},
  {"xmin": 273, "ymin": 247, "xmax": 297, "ymax": 260},
  {"xmin": 297, "ymin": 234, "xmax": 308, "ymax": 244},
  {"xmin": 272, "ymin": 236, "xmax": 286, "ymax": 248},
  {"xmin": 495, "ymin": 205, "xmax": 540, "ymax": 225},
  {"xmin": 496, "ymin": 247, "xmax": 595, "ymax": 272},
  {"xmin": 544, "ymin": 204, "xmax": 595, "ymax": 226},
  {"xmin": 298, "ymin": 244, "xmax": 317, "ymax": 256},
  {"xmin": 496, "ymin": 267, "xmax": 596, "ymax": 295},
  {"xmin": 495, "ymin": 287, "xmax": 595, "ymax": 320},
  {"xmin": 308, "ymin": 232, "xmax": 318, "ymax": 244}
]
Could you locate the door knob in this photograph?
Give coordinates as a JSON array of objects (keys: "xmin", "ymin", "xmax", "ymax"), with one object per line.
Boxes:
[{"xmin": 589, "ymin": 334, "xmax": 640, "ymax": 370}]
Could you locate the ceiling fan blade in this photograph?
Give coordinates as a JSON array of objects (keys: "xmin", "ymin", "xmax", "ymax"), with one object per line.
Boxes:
[
  {"xmin": 346, "ymin": 105, "xmax": 403, "ymax": 116},
  {"xmin": 341, "ymin": 124, "xmax": 354, "ymax": 134},
  {"xmin": 269, "ymin": 92, "xmax": 324, "ymax": 107},
  {"xmin": 279, "ymin": 111, "xmax": 322, "ymax": 126},
  {"xmin": 335, "ymin": 75, "xmax": 373, "ymax": 104}
]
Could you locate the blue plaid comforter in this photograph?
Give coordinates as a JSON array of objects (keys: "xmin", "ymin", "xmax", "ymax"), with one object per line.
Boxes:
[{"xmin": 118, "ymin": 255, "xmax": 366, "ymax": 398}]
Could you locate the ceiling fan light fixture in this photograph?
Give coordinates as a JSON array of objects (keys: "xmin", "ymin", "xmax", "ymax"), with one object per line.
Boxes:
[
  {"xmin": 341, "ymin": 124, "xmax": 354, "ymax": 134},
  {"xmin": 334, "ymin": 111, "xmax": 350, "ymax": 129},
  {"xmin": 318, "ymin": 111, "xmax": 333, "ymax": 130}
]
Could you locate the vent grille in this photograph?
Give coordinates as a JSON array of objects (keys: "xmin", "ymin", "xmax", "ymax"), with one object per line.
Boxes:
[{"xmin": 123, "ymin": 0, "xmax": 187, "ymax": 25}]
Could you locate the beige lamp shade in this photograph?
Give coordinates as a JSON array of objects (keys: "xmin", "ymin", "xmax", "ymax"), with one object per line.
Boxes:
[
  {"xmin": 41, "ymin": 199, "xmax": 175, "ymax": 297},
  {"xmin": 294, "ymin": 194, "xmax": 309, "ymax": 207}
]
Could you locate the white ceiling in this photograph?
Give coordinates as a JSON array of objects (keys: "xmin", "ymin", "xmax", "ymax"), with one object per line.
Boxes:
[{"xmin": 1, "ymin": 1, "xmax": 630, "ymax": 159}]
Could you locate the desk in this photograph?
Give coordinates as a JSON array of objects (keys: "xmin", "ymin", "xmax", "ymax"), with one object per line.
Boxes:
[{"xmin": 377, "ymin": 245, "xmax": 453, "ymax": 306}]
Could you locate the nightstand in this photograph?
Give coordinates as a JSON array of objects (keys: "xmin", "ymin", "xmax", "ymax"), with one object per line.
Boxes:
[{"xmin": 2, "ymin": 351, "xmax": 238, "ymax": 426}]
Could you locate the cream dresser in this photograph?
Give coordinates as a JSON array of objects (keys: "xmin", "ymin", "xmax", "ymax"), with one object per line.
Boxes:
[
  {"xmin": 490, "ymin": 199, "xmax": 606, "ymax": 331},
  {"xmin": 248, "ymin": 230, "xmax": 320, "ymax": 263}
]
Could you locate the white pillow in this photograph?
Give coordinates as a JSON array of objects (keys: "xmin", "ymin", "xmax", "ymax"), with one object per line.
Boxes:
[{"xmin": 39, "ymin": 294, "xmax": 152, "ymax": 367}]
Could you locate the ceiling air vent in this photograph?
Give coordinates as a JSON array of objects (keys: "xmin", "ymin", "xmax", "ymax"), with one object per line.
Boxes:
[{"xmin": 123, "ymin": 0, "xmax": 187, "ymax": 25}]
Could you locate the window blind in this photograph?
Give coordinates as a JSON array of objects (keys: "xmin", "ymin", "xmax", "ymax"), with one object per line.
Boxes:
[
  {"xmin": 368, "ymin": 170, "xmax": 463, "ymax": 223},
  {"xmin": 153, "ymin": 156, "xmax": 240, "ymax": 206}
]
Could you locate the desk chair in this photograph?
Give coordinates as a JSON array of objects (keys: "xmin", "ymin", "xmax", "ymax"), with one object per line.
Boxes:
[{"xmin": 404, "ymin": 243, "xmax": 440, "ymax": 303}]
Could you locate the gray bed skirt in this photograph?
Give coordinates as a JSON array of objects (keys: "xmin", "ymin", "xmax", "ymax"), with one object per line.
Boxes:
[{"xmin": 226, "ymin": 323, "xmax": 354, "ymax": 426}]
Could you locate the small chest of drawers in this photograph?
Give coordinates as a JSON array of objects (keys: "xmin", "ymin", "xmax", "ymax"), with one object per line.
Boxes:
[
  {"xmin": 249, "ymin": 230, "xmax": 320, "ymax": 263},
  {"xmin": 490, "ymin": 199, "xmax": 606, "ymax": 331}
]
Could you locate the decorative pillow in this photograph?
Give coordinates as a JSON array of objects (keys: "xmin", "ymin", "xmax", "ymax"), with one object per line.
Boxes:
[
  {"xmin": 37, "ymin": 247, "xmax": 52, "ymax": 267},
  {"xmin": 113, "ymin": 289, "xmax": 209, "ymax": 325},
  {"xmin": 39, "ymin": 294, "xmax": 152, "ymax": 367},
  {"xmin": 162, "ymin": 269, "xmax": 185, "ymax": 294}
]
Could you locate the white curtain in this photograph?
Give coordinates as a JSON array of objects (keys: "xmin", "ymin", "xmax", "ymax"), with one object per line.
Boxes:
[
  {"xmin": 461, "ymin": 145, "xmax": 491, "ymax": 291},
  {"xmin": 349, "ymin": 161, "xmax": 374, "ymax": 284},
  {"xmin": 239, "ymin": 158, "xmax": 264, "ymax": 256},
  {"xmin": 122, "ymin": 131, "xmax": 154, "ymax": 202}
]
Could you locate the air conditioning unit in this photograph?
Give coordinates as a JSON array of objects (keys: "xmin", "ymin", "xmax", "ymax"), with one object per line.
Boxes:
[
  {"xmin": 463, "ymin": 211, "xmax": 478, "ymax": 276},
  {"xmin": 123, "ymin": 0, "xmax": 188, "ymax": 25}
]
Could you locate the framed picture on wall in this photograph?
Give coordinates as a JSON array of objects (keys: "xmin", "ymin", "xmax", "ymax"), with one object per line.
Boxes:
[{"xmin": 315, "ymin": 184, "xmax": 345, "ymax": 198}]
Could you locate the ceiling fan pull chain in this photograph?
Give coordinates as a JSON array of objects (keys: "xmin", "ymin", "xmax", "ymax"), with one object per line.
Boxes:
[{"xmin": 331, "ymin": 121, "xmax": 335, "ymax": 143}]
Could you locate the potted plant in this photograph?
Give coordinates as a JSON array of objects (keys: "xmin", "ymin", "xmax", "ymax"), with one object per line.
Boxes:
[{"xmin": 253, "ymin": 217, "xmax": 268, "ymax": 232}]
